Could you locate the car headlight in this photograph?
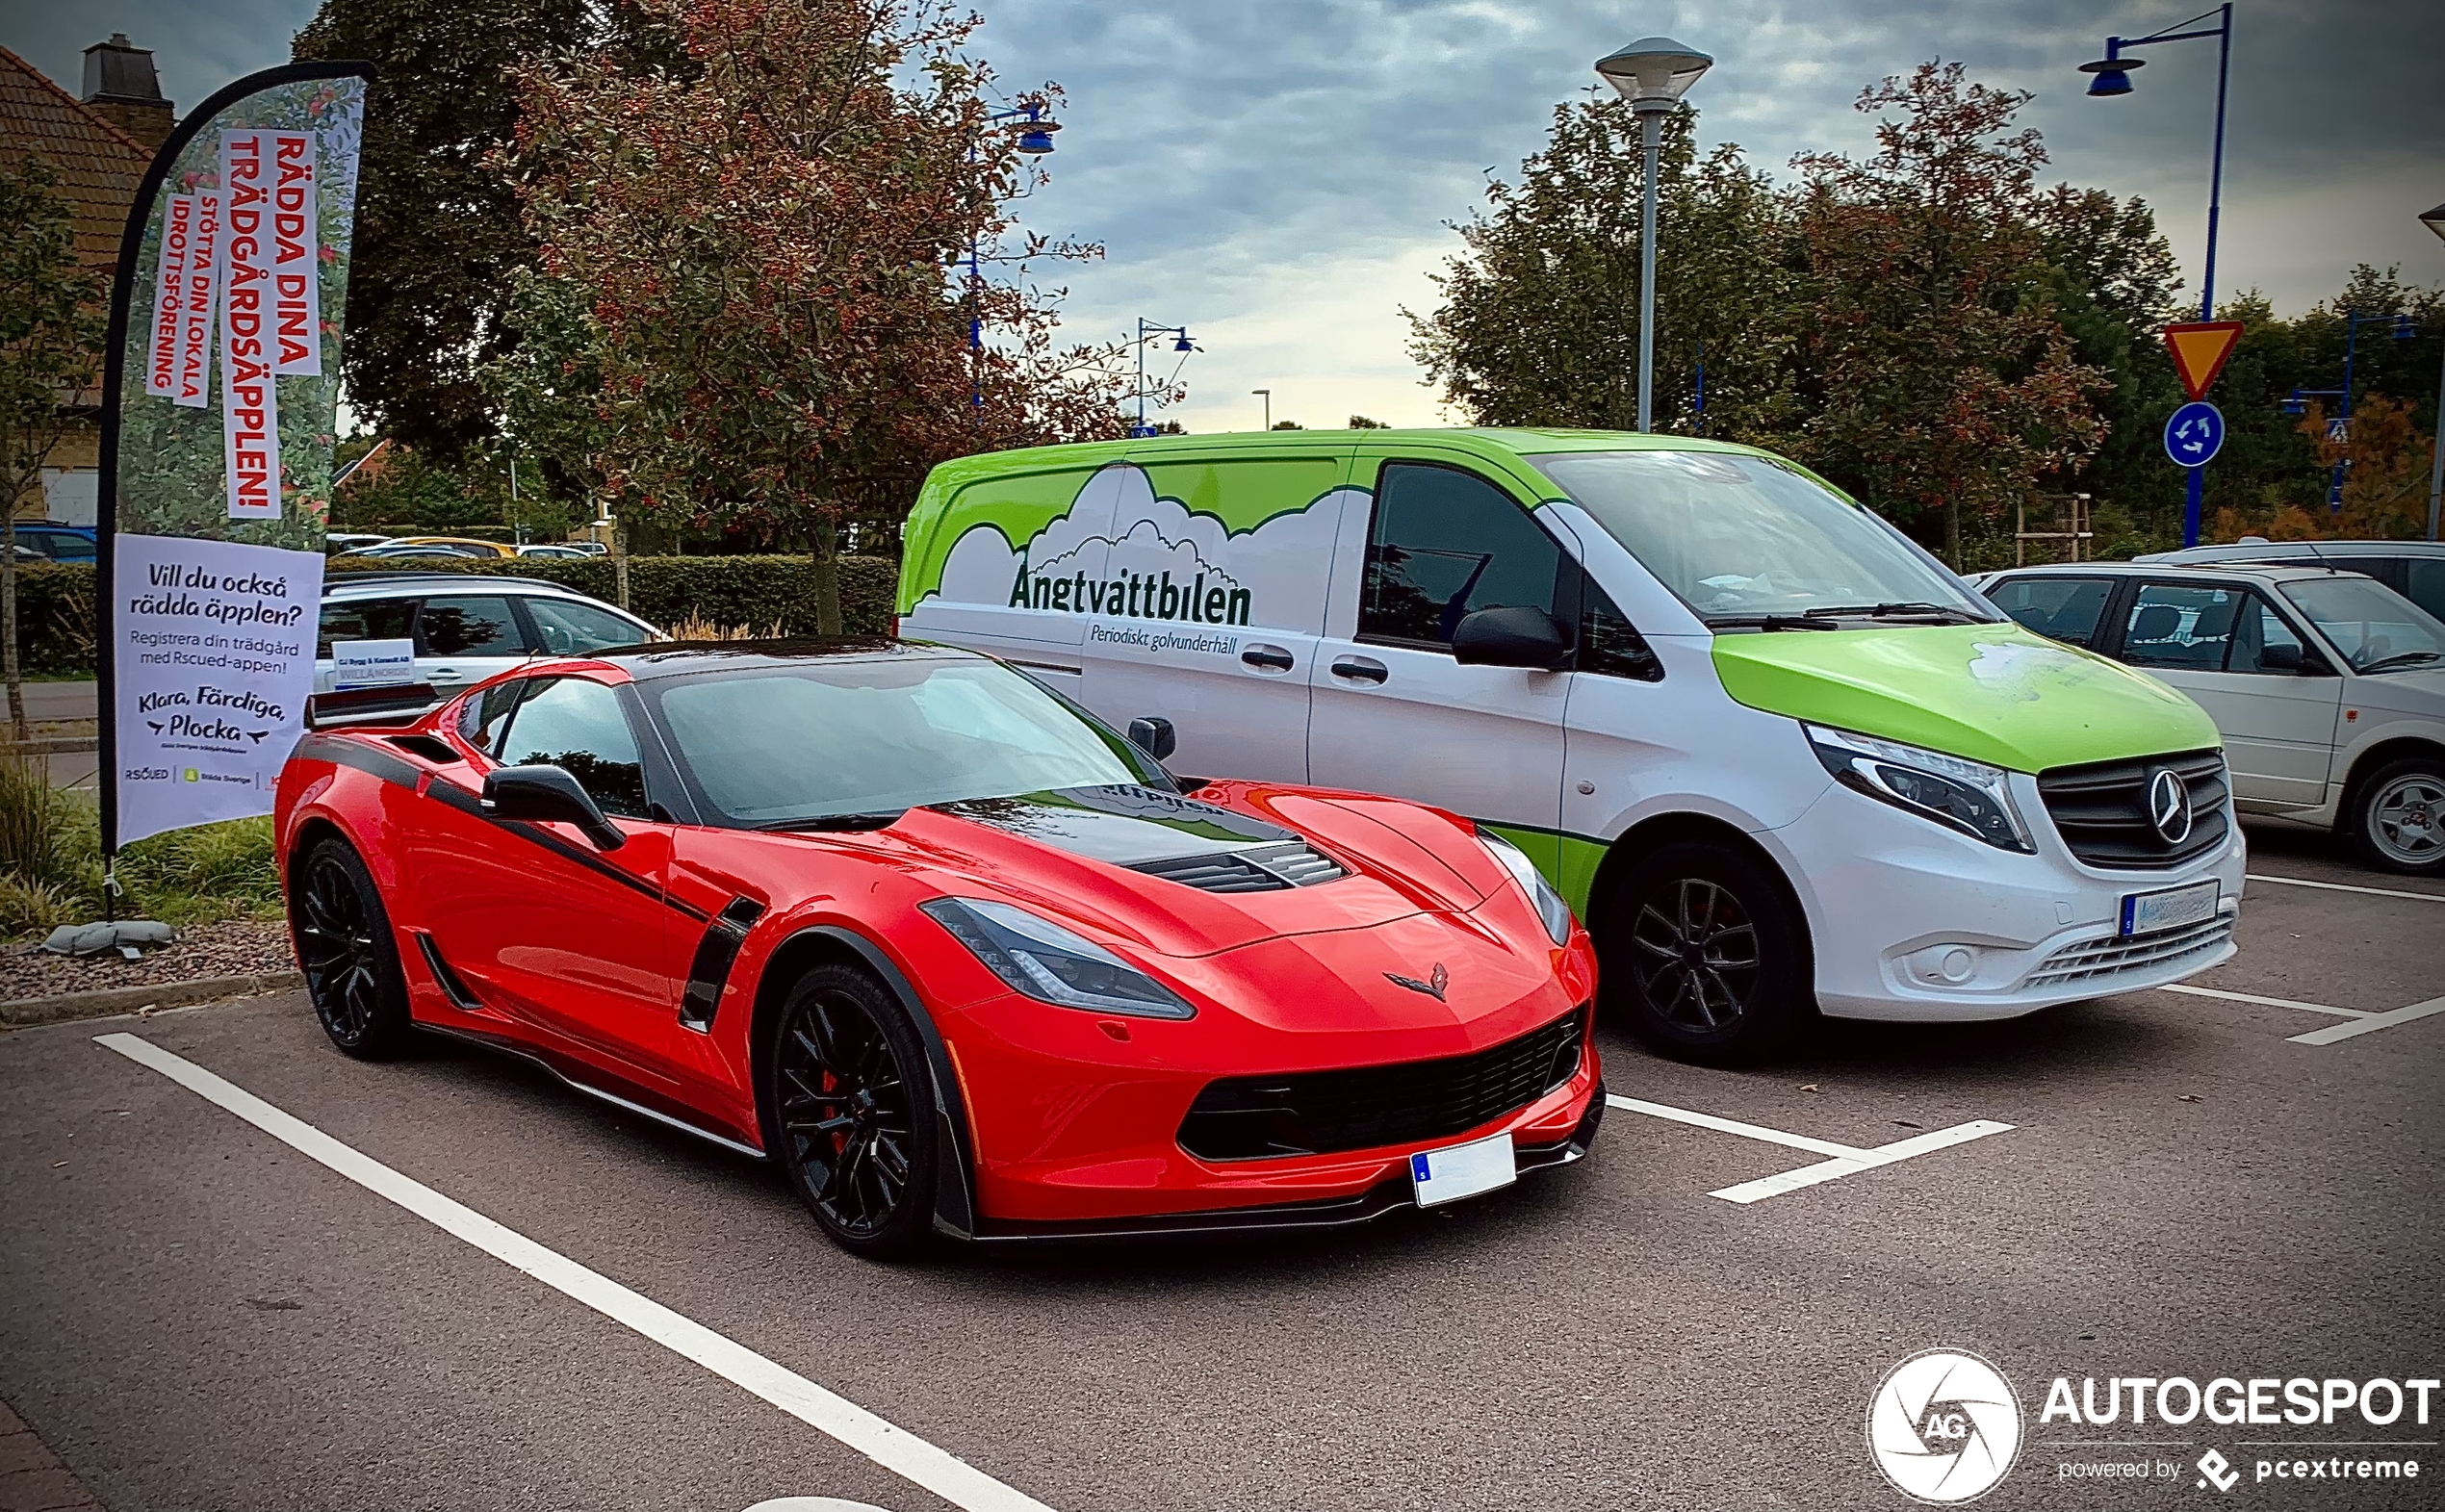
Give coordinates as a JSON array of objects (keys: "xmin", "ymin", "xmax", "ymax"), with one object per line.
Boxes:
[
  {"xmin": 1804, "ymin": 723, "xmax": 2033, "ymax": 853},
  {"xmin": 918, "ymin": 898, "xmax": 1196, "ymax": 1019},
  {"xmin": 1477, "ymin": 828, "xmax": 1575, "ymax": 946}
]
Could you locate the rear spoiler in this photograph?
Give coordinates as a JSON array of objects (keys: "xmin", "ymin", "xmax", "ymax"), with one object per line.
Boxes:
[{"xmin": 305, "ymin": 682, "xmax": 444, "ymax": 730}]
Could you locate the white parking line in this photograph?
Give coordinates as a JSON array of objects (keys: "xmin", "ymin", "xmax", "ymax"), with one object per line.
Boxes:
[
  {"xmin": 1605, "ymin": 1093, "xmax": 2013, "ymax": 1205},
  {"xmin": 94, "ymin": 1033, "xmax": 1058, "ymax": 1512},
  {"xmin": 2153, "ymin": 984, "xmax": 2370, "ymax": 1018},
  {"xmin": 2248, "ymin": 873, "xmax": 2445, "ymax": 904},
  {"xmin": 2285, "ymin": 996, "xmax": 2445, "ymax": 1046}
]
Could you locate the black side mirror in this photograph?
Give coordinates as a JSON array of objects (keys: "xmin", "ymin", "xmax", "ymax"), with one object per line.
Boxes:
[
  {"xmin": 482, "ymin": 764, "xmax": 625, "ymax": 851},
  {"xmin": 1125, "ymin": 716, "xmax": 1177, "ymax": 762},
  {"xmin": 2259, "ymin": 642, "xmax": 2304, "ymax": 673},
  {"xmin": 1452, "ymin": 605, "xmax": 1574, "ymax": 672}
]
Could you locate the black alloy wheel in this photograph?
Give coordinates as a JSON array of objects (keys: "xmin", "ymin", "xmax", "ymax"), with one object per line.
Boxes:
[
  {"xmin": 768, "ymin": 962, "xmax": 939, "ymax": 1260},
  {"xmin": 1607, "ymin": 840, "xmax": 1811, "ymax": 1064},
  {"xmin": 291, "ymin": 836, "xmax": 411, "ymax": 1059}
]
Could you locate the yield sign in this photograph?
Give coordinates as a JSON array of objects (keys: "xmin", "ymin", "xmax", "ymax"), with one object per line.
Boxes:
[{"xmin": 2163, "ymin": 320, "xmax": 2245, "ymax": 400}]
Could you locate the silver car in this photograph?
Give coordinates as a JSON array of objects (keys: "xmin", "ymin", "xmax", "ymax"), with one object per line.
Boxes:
[{"xmin": 315, "ymin": 573, "xmax": 660, "ymax": 697}]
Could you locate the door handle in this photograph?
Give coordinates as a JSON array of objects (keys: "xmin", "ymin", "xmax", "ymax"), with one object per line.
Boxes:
[
  {"xmin": 1330, "ymin": 657, "xmax": 1388, "ymax": 684},
  {"xmin": 1241, "ymin": 646, "xmax": 1295, "ymax": 673}
]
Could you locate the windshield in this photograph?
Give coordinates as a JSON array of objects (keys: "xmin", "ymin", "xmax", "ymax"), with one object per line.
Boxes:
[
  {"xmin": 1530, "ymin": 450, "xmax": 1995, "ymax": 624},
  {"xmin": 646, "ymin": 657, "xmax": 1154, "ymax": 825},
  {"xmin": 2279, "ymin": 575, "xmax": 2445, "ymax": 673}
]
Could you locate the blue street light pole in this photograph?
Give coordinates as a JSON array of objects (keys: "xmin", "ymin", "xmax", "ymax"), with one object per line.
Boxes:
[
  {"xmin": 1131, "ymin": 320, "xmax": 1197, "ymax": 437},
  {"xmin": 970, "ymin": 105, "xmax": 1059, "ymax": 417},
  {"xmin": 2286, "ymin": 311, "xmax": 2419, "ymax": 509},
  {"xmin": 2082, "ymin": 3, "xmax": 2231, "ymax": 546}
]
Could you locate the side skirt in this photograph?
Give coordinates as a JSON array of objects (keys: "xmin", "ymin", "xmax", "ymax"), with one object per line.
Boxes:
[{"xmin": 422, "ymin": 1023, "xmax": 767, "ymax": 1163}]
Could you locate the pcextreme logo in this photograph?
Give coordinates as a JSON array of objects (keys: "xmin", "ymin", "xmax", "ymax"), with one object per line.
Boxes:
[{"xmin": 1867, "ymin": 1348, "xmax": 2024, "ymax": 1503}]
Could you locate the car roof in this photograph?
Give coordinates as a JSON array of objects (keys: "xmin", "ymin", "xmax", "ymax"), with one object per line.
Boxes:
[
  {"xmin": 2134, "ymin": 539, "xmax": 2445, "ymax": 562},
  {"xmin": 594, "ymin": 637, "xmax": 982, "ymax": 681},
  {"xmin": 1986, "ymin": 561, "xmax": 2377, "ymax": 584},
  {"xmin": 322, "ymin": 571, "xmax": 614, "ymax": 601}
]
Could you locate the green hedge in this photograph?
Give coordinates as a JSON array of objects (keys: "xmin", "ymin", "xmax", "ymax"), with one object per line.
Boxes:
[{"xmin": 9, "ymin": 554, "xmax": 900, "ymax": 679}]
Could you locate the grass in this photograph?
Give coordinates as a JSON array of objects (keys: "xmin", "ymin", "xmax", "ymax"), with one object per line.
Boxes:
[{"xmin": 0, "ymin": 751, "xmax": 283, "ymax": 940}]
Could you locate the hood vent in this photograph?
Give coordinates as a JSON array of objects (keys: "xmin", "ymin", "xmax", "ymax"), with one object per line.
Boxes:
[{"xmin": 1131, "ymin": 840, "xmax": 1346, "ymax": 893}]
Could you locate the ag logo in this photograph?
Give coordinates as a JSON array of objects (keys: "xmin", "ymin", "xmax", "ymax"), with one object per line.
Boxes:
[
  {"xmin": 1866, "ymin": 1348, "xmax": 2022, "ymax": 1503},
  {"xmin": 2147, "ymin": 766, "xmax": 2192, "ymax": 846}
]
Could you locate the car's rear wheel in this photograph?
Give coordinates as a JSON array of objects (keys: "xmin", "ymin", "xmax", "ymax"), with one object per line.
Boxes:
[
  {"xmin": 1606, "ymin": 840, "xmax": 1812, "ymax": 1064},
  {"xmin": 2346, "ymin": 756, "xmax": 2445, "ymax": 875},
  {"xmin": 291, "ymin": 835, "xmax": 413, "ymax": 1059},
  {"xmin": 765, "ymin": 962, "xmax": 939, "ymax": 1260}
]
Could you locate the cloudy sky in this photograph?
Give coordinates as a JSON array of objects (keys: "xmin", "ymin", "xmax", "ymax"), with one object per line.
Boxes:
[{"xmin": 16, "ymin": 1, "xmax": 2441, "ymax": 432}]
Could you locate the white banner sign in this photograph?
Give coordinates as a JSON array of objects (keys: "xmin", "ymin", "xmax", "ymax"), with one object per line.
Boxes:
[
  {"xmin": 269, "ymin": 129, "xmax": 322, "ymax": 375},
  {"xmin": 173, "ymin": 190, "xmax": 220, "ymax": 408},
  {"xmin": 112, "ymin": 534, "xmax": 323, "ymax": 847},
  {"xmin": 330, "ymin": 638, "xmax": 413, "ymax": 689},
  {"xmin": 219, "ymin": 131, "xmax": 280, "ymax": 519},
  {"xmin": 143, "ymin": 194, "xmax": 190, "ymax": 398}
]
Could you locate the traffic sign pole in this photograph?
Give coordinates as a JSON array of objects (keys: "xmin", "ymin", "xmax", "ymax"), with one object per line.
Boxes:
[{"xmin": 2185, "ymin": 466, "xmax": 2204, "ymax": 547}]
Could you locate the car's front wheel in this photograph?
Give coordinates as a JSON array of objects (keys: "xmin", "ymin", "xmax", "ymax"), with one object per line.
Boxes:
[
  {"xmin": 764, "ymin": 962, "xmax": 940, "ymax": 1260},
  {"xmin": 1605, "ymin": 840, "xmax": 1813, "ymax": 1064},
  {"xmin": 2346, "ymin": 756, "xmax": 2445, "ymax": 875},
  {"xmin": 290, "ymin": 835, "xmax": 413, "ymax": 1059}
]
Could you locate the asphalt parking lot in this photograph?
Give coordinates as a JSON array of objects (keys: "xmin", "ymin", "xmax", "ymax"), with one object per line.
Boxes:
[{"xmin": 3, "ymin": 819, "xmax": 2439, "ymax": 1512}]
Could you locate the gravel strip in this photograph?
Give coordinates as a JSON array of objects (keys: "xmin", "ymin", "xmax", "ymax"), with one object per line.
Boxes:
[{"xmin": 0, "ymin": 918, "xmax": 296, "ymax": 1003}]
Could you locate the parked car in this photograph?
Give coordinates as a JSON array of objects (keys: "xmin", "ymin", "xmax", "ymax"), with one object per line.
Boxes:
[
  {"xmin": 355, "ymin": 535, "xmax": 520, "ymax": 560},
  {"xmin": 516, "ymin": 543, "xmax": 597, "ymax": 559},
  {"xmin": 1982, "ymin": 561, "xmax": 2445, "ymax": 874},
  {"xmin": 2135, "ymin": 539, "xmax": 2445, "ymax": 623},
  {"xmin": 11, "ymin": 523, "xmax": 96, "ymax": 562},
  {"xmin": 325, "ymin": 532, "xmax": 394, "ymax": 555},
  {"xmin": 276, "ymin": 640, "xmax": 1604, "ymax": 1257},
  {"xmin": 897, "ymin": 429, "xmax": 2243, "ymax": 1062},
  {"xmin": 316, "ymin": 573, "xmax": 660, "ymax": 695}
]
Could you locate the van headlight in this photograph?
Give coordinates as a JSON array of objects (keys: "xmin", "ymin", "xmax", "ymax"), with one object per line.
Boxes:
[
  {"xmin": 919, "ymin": 898, "xmax": 1196, "ymax": 1019},
  {"xmin": 1804, "ymin": 724, "xmax": 2033, "ymax": 853},
  {"xmin": 1477, "ymin": 828, "xmax": 1575, "ymax": 945}
]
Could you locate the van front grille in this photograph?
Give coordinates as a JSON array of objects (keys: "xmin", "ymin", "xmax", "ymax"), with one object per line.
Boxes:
[{"xmin": 2037, "ymin": 749, "xmax": 2228, "ymax": 869}]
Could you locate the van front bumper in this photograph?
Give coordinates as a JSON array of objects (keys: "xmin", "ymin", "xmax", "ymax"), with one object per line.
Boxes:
[{"xmin": 1767, "ymin": 776, "xmax": 2247, "ymax": 1023}]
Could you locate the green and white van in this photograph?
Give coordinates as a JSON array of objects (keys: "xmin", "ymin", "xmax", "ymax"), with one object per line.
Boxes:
[{"xmin": 896, "ymin": 429, "xmax": 2243, "ymax": 1060}]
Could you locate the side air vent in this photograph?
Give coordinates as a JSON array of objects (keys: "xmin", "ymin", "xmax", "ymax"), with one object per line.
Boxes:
[
  {"xmin": 388, "ymin": 734, "xmax": 461, "ymax": 764},
  {"xmin": 413, "ymin": 932, "xmax": 484, "ymax": 1012},
  {"xmin": 1130, "ymin": 841, "xmax": 1347, "ymax": 894}
]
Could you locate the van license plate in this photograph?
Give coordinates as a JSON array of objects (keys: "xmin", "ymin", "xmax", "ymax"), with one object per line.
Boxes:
[
  {"xmin": 1409, "ymin": 1132, "xmax": 1517, "ymax": 1208},
  {"xmin": 2120, "ymin": 880, "xmax": 2219, "ymax": 937}
]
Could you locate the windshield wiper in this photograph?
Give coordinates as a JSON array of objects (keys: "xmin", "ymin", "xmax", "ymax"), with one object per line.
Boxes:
[
  {"xmin": 1801, "ymin": 602, "xmax": 1987, "ymax": 624},
  {"xmin": 757, "ymin": 810, "xmax": 908, "ymax": 832},
  {"xmin": 2355, "ymin": 650, "xmax": 2442, "ymax": 675},
  {"xmin": 1702, "ymin": 613, "xmax": 1843, "ymax": 631}
]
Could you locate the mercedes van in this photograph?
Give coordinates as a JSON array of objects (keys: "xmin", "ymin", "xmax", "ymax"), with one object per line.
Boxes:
[{"xmin": 896, "ymin": 429, "xmax": 2243, "ymax": 1061}]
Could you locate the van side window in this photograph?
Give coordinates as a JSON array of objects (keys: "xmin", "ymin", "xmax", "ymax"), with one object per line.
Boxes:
[
  {"xmin": 1989, "ymin": 577, "xmax": 2113, "ymax": 648},
  {"xmin": 2120, "ymin": 583, "xmax": 2242, "ymax": 670},
  {"xmin": 1579, "ymin": 576, "xmax": 1662, "ymax": 680},
  {"xmin": 1361, "ymin": 463, "xmax": 1563, "ymax": 648},
  {"xmin": 2228, "ymin": 595, "xmax": 2309, "ymax": 674}
]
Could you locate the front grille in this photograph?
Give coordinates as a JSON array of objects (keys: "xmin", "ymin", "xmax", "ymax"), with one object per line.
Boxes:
[
  {"xmin": 2026, "ymin": 910, "xmax": 2235, "ymax": 988},
  {"xmin": 1131, "ymin": 840, "xmax": 1346, "ymax": 893},
  {"xmin": 2038, "ymin": 748, "xmax": 2229, "ymax": 869},
  {"xmin": 1178, "ymin": 1008, "xmax": 1585, "ymax": 1161}
]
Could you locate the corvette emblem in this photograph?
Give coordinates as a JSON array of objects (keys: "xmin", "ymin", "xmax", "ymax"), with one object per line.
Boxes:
[{"xmin": 1385, "ymin": 962, "xmax": 1449, "ymax": 1001}]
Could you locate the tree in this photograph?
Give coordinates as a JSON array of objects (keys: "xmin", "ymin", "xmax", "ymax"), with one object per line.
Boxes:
[
  {"xmin": 1787, "ymin": 63, "xmax": 2105, "ymax": 563},
  {"xmin": 1408, "ymin": 98, "xmax": 1796, "ymax": 443},
  {"xmin": 292, "ymin": 0, "xmax": 675, "ymax": 459},
  {"xmin": 500, "ymin": 0, "xmax": 1132, "ymax": 630},
  {"xmin": 0, "ymin": 163, "xmax": 105, "ymax": 736}
]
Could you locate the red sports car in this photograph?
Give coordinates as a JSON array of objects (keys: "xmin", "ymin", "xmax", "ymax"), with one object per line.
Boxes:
[{"xmin": 276, "ymin": 641, "xmax": 1603, "ymax": 1257}]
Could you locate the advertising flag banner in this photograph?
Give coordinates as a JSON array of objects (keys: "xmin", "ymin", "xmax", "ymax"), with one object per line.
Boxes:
[
  {"xmin": 143, "ymin": 195, "xmax": 190, "ymax": 398},
  {"xmin": 100, "ymin": 63, "xmax": 373, "ymax": 854},
  {"xmin": 172, "ymin": 191, "xmax": 220, "ymax": 408},
  {"xmin": 2162, "ymin": 320, "xmax": 2246, "ymax": 401}
]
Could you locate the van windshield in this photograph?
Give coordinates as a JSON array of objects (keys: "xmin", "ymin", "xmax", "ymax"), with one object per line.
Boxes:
[{"xmin": 1530, "ymin": 450, "xmax": 1995, "ymax": 626}]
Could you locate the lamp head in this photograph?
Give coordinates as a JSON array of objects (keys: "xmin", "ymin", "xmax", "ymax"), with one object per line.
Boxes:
[
  {"xmin": 2394, "ymin": 314, "xmax": 2417, "ymax": 340},
  {"xmin": 2280, "ymin": 393, "xmax": 2306, "ymax": 416},
  {"xmin": 1173, "ymin": 332, "xmax": 1195, "ymax": 352},
  {"xmin": 2078, "ymin": 54, "xmax": 2143, "ymax": 96},
  {"xmin": 2422, "ymin": 201, "xmax": 2445, "ymax": 245},
  {"xmin": 1016, "ymin": 127, "xmax": 1056, "ymax": 155},
  {"xmin": 1595, "ymin": 37, "xmax": 1712, "ymax": 109}
]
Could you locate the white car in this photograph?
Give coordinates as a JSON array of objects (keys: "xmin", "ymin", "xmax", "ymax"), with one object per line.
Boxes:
[
  {"xmin": 316, "ymin": 573, "xmax": 661, "ymax": 697},
  {"xmin": 1981, "ymin": 561, "xmax": 2445, "ymax": 873}
]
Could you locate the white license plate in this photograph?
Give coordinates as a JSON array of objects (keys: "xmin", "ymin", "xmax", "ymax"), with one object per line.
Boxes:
[
  {"xmin": 2121, "ymin": 879, "xmax": 2219, "ymax": 937},
  {"xmin": 1408, "ymin": 1131, "xmax": 1517, "ymax": 1208}
]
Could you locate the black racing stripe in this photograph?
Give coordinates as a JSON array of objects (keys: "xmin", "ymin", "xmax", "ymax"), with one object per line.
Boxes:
[
  {"xmin": 300, "ymin": 732, "xmax": 709, "ymax": 924},
  {"xmin": 678, "ymin": 896, "xmax": 766, "ymax": 1031}
]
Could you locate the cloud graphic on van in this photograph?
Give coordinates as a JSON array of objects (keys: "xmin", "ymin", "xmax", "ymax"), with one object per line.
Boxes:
[{"xmin": 918, "ymin": 463, "xmax": 1357, "ymax": 635}]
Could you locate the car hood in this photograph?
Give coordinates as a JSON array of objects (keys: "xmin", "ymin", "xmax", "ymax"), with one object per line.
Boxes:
[
  {"xmin": 874, "ymin": 783, "xmax": 1490, "ymax": 958},
  {"xmin": 1711, "ymin": 622, "xmax": 2222, "ymax": 773},
  {"xmin": 2344, "ymin": 664, "xmax": 2445, "ymax": 712}
]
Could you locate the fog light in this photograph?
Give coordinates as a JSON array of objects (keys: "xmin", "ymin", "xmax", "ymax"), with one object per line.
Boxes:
[{"xmin": 1906, "ymin": 943, "xmax": 1983, "ymax": 987}]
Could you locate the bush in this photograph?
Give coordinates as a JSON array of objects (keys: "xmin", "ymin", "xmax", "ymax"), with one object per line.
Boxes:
[{"xmin": 8, "ymin": 554, "xmax": 902, "ymax": 679}]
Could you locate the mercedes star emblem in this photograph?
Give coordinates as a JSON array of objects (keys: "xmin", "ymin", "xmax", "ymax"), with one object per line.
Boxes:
[{"xmin": 2147, "ymin": 767, "xmax": 2193, "ymax": 847}]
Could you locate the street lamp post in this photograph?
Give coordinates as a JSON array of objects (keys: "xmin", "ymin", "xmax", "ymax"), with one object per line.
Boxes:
[
  {"xmin": 1130, "ymin": 320, "xmax": 1197, "ymax": 437},
  {"xmin": 2082, "ymin": 4, "xmax": 2232, "ymax": 547},
  {"xmin": 2424, "ymin": 201, "xmax": 2445, "ymax": 541},
  {"xmin": 969, "ymin": 105, "xmax": 1059, "ymax": 418},
  {"xmin": 1595, "ymin": 37, "xmax": 1712, "ymax": 434}
]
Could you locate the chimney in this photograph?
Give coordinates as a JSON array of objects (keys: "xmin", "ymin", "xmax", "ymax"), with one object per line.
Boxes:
[{"xmin": 81, "ymin": 33, "xmax": 174, "ymax": 150}]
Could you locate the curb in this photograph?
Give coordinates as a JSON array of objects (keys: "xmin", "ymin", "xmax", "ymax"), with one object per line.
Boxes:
[{"xmin": 0, "ymin": 970, "xmax": 304, "ymax": 1030}]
